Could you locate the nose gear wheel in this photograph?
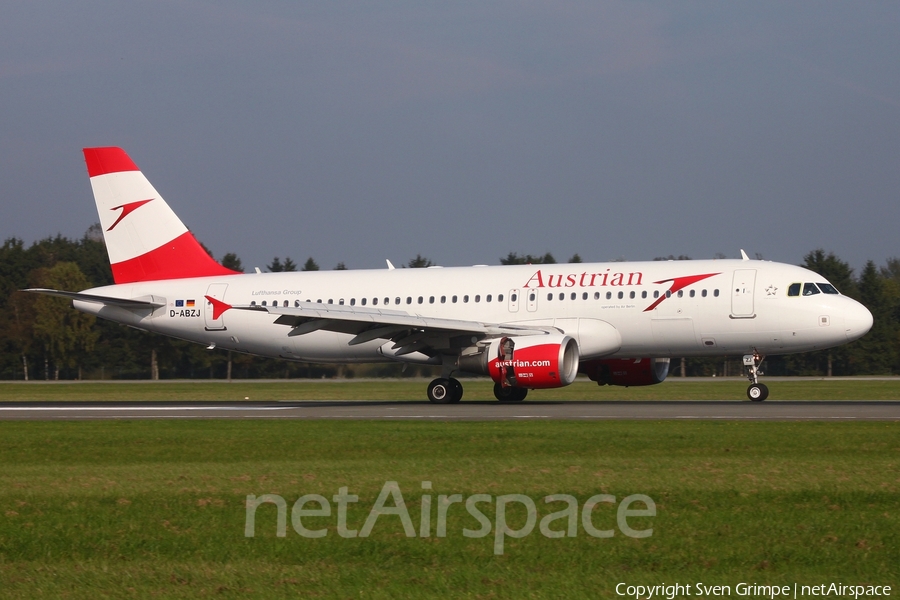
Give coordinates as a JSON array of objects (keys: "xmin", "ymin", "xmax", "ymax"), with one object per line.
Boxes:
[{"xmin": 743, "ymin": 352, "xmax": 769, "ymax": 401}]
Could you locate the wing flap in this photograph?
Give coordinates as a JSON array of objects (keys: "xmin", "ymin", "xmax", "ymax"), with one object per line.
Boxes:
[{"xmin": 235, "ymin": 302, "xmax": 554, "ymax": 351}]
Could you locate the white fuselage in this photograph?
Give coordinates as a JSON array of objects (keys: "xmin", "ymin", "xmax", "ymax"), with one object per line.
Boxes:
[{"xmin": 74, "ymin": 259, "xmax": 873, "ymax": 365}]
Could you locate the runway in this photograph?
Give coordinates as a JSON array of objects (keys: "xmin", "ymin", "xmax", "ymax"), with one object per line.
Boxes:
[{"xmin": 1, "ymin": 401, "xmax": 898, "ymax": 421}]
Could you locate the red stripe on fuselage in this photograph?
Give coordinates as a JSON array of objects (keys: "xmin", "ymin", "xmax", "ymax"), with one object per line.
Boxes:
[
  {"xmin": 84, "ymin": 147, "xmax": 140, "ymax": 177},
  {"xmin": 643, "ymin": 272, "xmax": 720, "ymax": 312},
  {"xmin": 110, "ymin": 231, "xmax": 240, "ymax": 284}
]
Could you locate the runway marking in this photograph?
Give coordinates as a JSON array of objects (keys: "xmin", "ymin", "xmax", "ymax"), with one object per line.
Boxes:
[
  {"xmin": 0, "ymin": 406, "xmax": 294, "ymax": 411},
  {"xmin": 2, "ymin": 403, "xmax": 896, "ymax": 421}
]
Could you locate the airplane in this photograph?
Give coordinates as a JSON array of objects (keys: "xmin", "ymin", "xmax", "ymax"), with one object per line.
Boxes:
[{"xmin": 26, "ymin": 147, "xmax": 873, "ymax": 402}]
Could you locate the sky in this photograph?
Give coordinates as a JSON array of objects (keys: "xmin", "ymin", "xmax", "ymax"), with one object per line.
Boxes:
[{"xmin": 2, "ymin": 1, "xmax": 898, "ymax": 274}]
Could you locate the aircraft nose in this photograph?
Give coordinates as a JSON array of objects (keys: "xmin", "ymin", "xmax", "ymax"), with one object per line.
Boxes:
[{"xmin": 844, "ymin": 301, "xmax": 873, "ymax": 342}]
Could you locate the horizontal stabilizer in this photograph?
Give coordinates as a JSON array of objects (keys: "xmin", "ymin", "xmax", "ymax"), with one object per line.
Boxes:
[{"xmin": 22, "ymin": 288, "xmax": 165, "ymax": 310}]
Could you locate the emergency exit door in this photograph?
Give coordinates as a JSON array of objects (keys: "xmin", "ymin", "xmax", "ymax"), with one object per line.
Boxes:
[
  {"xmin": 731, "ymin": 269, "xmax": 756, "ymax": 318},
  {"xmin": 205, "ymin": 283, "xmax": 228, "ymax": 330}
]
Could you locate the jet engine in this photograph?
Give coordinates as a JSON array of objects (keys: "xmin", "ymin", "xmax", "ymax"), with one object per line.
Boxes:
[
  {"xmin": 458, "ymin": 334, "xmax": 579, "ymax": 389},
  {"xmin": 579, "ymin": 357, "xmax": 670, "ymax": 387}
]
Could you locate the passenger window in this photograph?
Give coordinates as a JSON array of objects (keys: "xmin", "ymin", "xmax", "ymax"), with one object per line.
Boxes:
[
  {"xmin": 594, "ymin": 292, "xmax": 600, "ymax": 300},
  {"xmin": 452, "ymin": 295, "xmax": 458, "ymax": 303},
  {"xmin": 547, "ymin": 293, "xmax": 553, "ymax": 301},
  {"xmin": 486, "ymin": 294, "xmax": 492, "ymax": 302},
  {"xmin": 803, "ymin": 283, "xmax": 820, "ymax": 296},
  {"xmin": 406, "ymin": 297, "xmax": 412, "ymax": 304},
  {"xmin": 328, "ymin": 299, "xmax": 333, "ymax": 304},
  {"xmin": 629, "ymin": 291, "xmax": 635, "ymax": 299},
  {"xmin": 510, "ymin": 293, "xmax": 516, "ymax": 302},
  {"xmin": 689, "ymin": 290, "xmax": 695, "ymax": 298},
  {"xmin": 571, "ymin": 293, "xmax": 577, "ymax": 300},
  {"xmin": 475, "ymin": 295, "xmax": 480, "ymax": 303},
  {"xmin": 677, "ymin": 290, "xmax": 683, "ymax": 298},
  {"xmin": 702, "ymin": 290, "xmax": 707, "ymax": 298},
  {"xmin": 250, "ymin": 301, "xmax": 256, "ymax": 306},
  {"xmin": 654, "ymin": 291, "xmax": 660, "ymax": 299},
  {"xmin": 417, "ymin": 296, "xmax": 423, "ymax": 304},
  {"xmin": 372, "ymin": 298, "xmax": 378, "ymax": 306},
  {"xmin": 582, "ymin": 292, "xmax": 588, "ymax": 300},
  {"xmin": 361, "ymin": 298, "xmax": 366, "ymax": 306},
  {"xmin": 606, "ymin": 292, "xmax": 612, "ymax": 300},
  {"xmin": 384, "ymin": 298, "xmax": 389, "ymax": 305},
  {"xmin": 441, "ymin": 296, "xmax": 446, "ymax": 303},
  {"xmin": 350, "ymin": 298, "xmax": 356, "ymax": 306},
  {"xmin": 296, "ymin": 300, "xmax": 301, "ymax": 307},
  {"xmin": 316, "ymin": 299, "xmax": 322, "ymax": 304},
  {"xmin": 617, "ymin": 291, "xmax": 624, "ymax": 299},
  {"xmin": 339, "ymin": 299, "xmax": 345, "ymax": 305},
  {"xmin": 559, "ymin": 293, "xmax": 564, "ymax": 301},
  {"xmin": 463, "ymin": 295, "xmax": 469, "ymax": 303},
  {"xmin": 714, "ymin": 289, "xmax": 719, "ymax": 297},
  {"xmin": 261, "ymin": 301, "xmax": 267, "ymax": 306},
  {"xmin": 529, "ymin": 292, "xmax": 536, "ymax": 301},
  {"xmin": 498, "ymin": 294, "xmax": 504, "ymax": 302},
  {"xmin": 429, "ymin": 296, "xmax": 435, "ymax": 304},
  {"xmin": 641, "ymin": 291, "xmax": 647, "ymax": 299}
]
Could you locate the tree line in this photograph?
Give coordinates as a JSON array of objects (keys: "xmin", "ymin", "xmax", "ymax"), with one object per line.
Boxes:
[{"xmin": 1, "ymin": 230, "xmax": 897, "ymax": 380}]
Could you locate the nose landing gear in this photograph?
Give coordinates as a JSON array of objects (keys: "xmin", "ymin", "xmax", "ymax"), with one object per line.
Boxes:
[{"xmin": 743, "ymin": 352, "xmax": 768, "ymax": 401}]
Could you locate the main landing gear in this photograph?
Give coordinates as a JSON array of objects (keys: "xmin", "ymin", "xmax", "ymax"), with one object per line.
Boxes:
[
  {"xmin": 425, "ymin": 378, "xmax": 529, "ymax": 403},
  {"xmin": 743, "ymin": 352, "xmax": 769, "ymax": 401},
  {"xmin": 493, "ymin": 383, "xmax": 528, "ymax": 402},
  {"xmin": 427, "ymin": 378, "xmax": 463, "ymax": 403}
]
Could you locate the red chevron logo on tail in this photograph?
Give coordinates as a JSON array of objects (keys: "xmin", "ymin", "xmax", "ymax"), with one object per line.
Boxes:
[{"xmin": 108, "ymin": 199, "xmax": 153, "ymax": 231}]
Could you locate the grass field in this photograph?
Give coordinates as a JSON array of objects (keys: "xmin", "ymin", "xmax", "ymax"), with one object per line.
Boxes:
[
  {"xmin": 2, "ymin": 377, "xmax": 900, "ymax": 401},
  {"xmin": 1, "ymin": 418, "xmax": 898, "ymax": 598}
]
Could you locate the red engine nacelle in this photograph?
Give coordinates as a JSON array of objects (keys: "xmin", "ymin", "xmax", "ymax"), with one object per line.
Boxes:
[
  {"xmin": 459, "ymin": 334, "xmax": 580, "ymax": 389},
  {"xmin": 579, "ymin": 357, "xmax": 670, "ymax": 387}
]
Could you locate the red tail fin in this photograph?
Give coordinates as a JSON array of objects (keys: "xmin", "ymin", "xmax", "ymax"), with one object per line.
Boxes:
[{"xmin": 84, "ymin": 147, "xmax": 240, "ymax": 283}]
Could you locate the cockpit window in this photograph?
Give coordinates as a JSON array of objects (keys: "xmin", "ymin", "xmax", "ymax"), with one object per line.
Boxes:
[
  {"xmin": 802, "ymin": 283, "xmax": 821, "ymax": 296},
  {"xmin": 818, "ymin": 283, "xmax": 839, "ymax": 294},
  {"xmin": 787, "ymin": 283, "xmax": 801, "ymax": 297}
]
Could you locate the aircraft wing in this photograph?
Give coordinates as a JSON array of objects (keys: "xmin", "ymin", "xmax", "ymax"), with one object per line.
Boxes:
[
  {"xmin": 236, "ymin": 303, "xmax": 555, "ymax": 357},
  {"xmin": 22, "ymin": 288, "xmax": 165, "ymax": 310}
]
